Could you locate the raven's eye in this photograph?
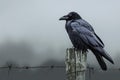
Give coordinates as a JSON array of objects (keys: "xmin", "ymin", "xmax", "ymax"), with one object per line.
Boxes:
[{"xmin": 69, "ymin": 14, "xmax": 72, "ymax": 17}]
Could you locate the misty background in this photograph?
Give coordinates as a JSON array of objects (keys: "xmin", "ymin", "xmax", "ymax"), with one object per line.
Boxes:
[{"xmin": 0, "ymin": 0, "xmax": 120, "ymax": 80}]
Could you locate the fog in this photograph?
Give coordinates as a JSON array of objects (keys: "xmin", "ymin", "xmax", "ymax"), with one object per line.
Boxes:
[{"xmin": 0, "ymin": 0, "xmax": 120, "ymax": 67}]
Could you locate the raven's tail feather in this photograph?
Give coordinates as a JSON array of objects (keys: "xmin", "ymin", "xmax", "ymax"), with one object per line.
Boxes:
[
  {"xmin": 93, "ymin": 51, "xmax": 107, "ymax": 70},
  {"xmin": 90, "ymin": 47, "xmax": 114, "ymax": 70},
  {"xmin": 91, "ymin": 47, "xmax": 114, "ymax": 64}
]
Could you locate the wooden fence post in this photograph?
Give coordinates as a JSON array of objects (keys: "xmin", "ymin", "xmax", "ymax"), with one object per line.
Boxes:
[{"xmin": 65, "ymin": 48, "xmax": 87, "ymax": 80}]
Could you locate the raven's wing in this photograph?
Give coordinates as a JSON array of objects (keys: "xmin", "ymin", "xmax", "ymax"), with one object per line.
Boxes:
[
  {"xmin": 94, "ymin": 33, "xmax": 105, "ymax": 47},
  {"xmin": 70, "ymin": 22, "xmax": 114, "ymax": 64},
  {"xmin": 71, "ymin": 22, "xmax": 104, "ymax": 47},
  {"xmin": 76, "ymin": 19, "xmax": 105, "ymax": 47}
]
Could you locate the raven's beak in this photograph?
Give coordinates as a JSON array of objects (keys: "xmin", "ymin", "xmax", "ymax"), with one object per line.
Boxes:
[{"xmin": 59, "ymin": 15, "xmax": 69, "ymax": 20}]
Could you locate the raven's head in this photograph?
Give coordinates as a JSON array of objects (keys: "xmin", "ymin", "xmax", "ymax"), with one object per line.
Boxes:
[{"xmin": 59, "ymin": 12, "xmax": 82, "ymax": 21}]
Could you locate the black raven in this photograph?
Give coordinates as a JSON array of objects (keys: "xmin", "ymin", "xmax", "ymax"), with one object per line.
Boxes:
[{"xmin": 59, "ymin": 12, "xmax": 114, "ymax": 70}]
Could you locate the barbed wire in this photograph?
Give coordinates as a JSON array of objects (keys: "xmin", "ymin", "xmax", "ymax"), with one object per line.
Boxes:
[
  {"xmin": 0, "ymin": 64, "xmax": 120, "ymax": 80},
  {"xmin": 0, "ymin": 65, "xmax": 65, "ymax": 70},
  {"xmin": 0, "ymin": 65, "xmax": 120, "ymax": 71}
]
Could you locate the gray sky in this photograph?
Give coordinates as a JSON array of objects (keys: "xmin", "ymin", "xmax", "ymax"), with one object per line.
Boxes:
[{"xmin": 0, "ymin": 0, "xmax": 120, "ymax": 66}]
